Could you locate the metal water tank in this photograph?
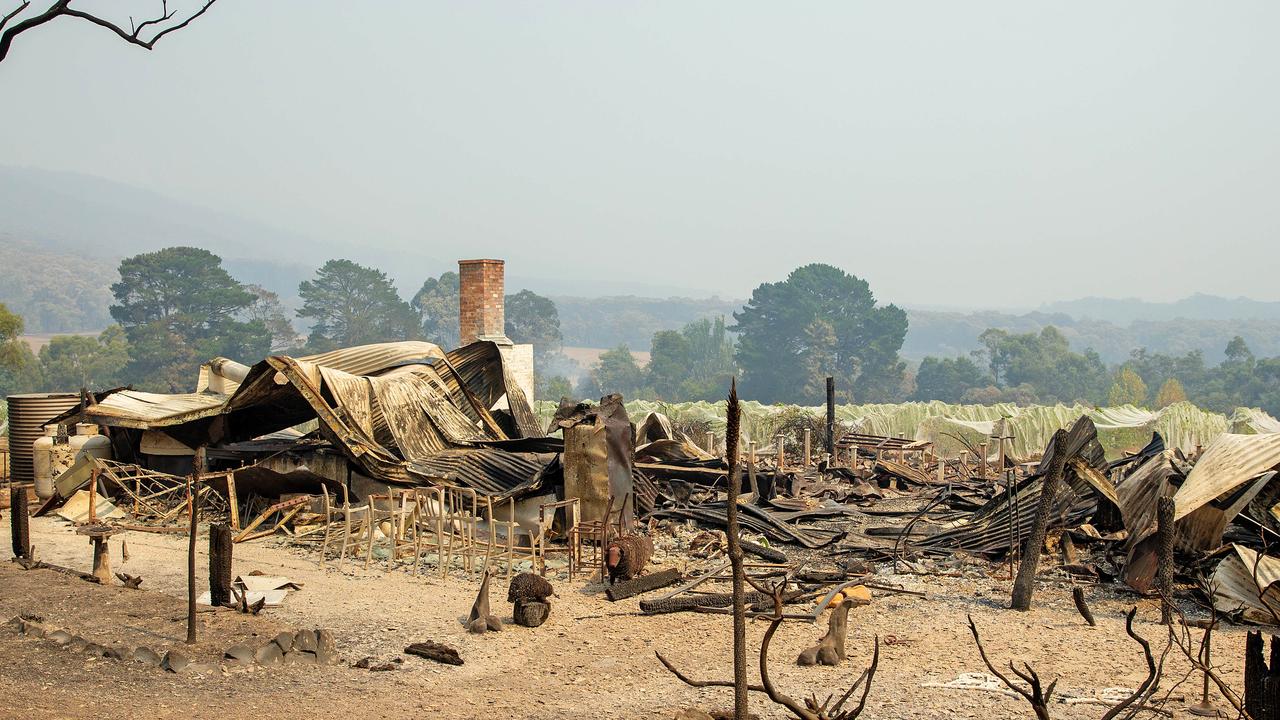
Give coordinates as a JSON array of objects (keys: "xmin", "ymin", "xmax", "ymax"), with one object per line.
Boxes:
[{"xmin": 5, "ymin": 392, "xmax": 80, "ymax": 486}]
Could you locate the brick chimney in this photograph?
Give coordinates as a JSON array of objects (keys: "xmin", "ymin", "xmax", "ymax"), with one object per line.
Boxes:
[{"xmin": 458, "ymin": 259, "xmax": 509, "ymax": 345}]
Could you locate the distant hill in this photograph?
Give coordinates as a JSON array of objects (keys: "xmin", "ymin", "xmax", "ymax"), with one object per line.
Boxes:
[
  {"xmin": 0, "ymin": 165, "xmax": 322, "ymax": 327},
  {"xmin": 1039, "ymin": 293, "xmax": 1280, "ymax": 324},
  {"xmin": 904, "ymin": 308, "xmax": 1280, "ymax": 364}
]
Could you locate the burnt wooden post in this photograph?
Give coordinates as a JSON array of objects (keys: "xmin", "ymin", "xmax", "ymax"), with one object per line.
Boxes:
[
  {"xmin": 1011, "ymin": 429, "xmax": 1068, "ymax": 611},
  {"xmin": 10, "ymin": 485, "xmax": 29, "ymax": 560},
  {"xmin": 186, "ymin": 447, "xmax": 205, "ymax": 645},
  {"xmin": 724, "ymin": 379, "xmax": 748, "ymax": 719},
  {"xmin": 825, "ymin": 376, "xmax": 836, "ymax": 456},
  {"xmin": 1156, "ymin": 496, "xmax": 1176, "ymax": 625},
  {"xmin": 209, "ymin": 522, "xmax": 233, "ymax": 607}
]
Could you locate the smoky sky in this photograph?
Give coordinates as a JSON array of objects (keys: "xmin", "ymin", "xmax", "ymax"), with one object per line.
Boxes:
[{"xmin": 3, "ymin": 1, "xmax": 1278, "ymax": 308}]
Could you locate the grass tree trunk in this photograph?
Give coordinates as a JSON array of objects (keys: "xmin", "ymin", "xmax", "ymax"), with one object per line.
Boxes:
[{"xmin": 1012, "ymin": 429, "xmax": 1068, "ymax": 611}]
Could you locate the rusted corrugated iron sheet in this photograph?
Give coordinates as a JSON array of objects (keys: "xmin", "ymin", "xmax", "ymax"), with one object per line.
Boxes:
[
  {"xmin": 1172, "ymin": 433, "xmax": 1280, "ymax": 551},
  {"xmin": 918, "ymin": 416, "xmax": 1109, "ymax": 555},
  {"xmin": 298, "ymin": 341, "xmax": 446, "ymax": 376},
  {"xmin": 80, "ymin": 390, "xmax": 226, "ymax": 428},
  {"xmin": 1209, "ymin": 544, "xmax": 1280, "ymax": 624},
  {"xmin": 1175, "ymin": 433, "xmax": 1280, "ymax": 521},
  {"xmin": 407, "ymin": 448, "xmax": 552, "ymax": 497}
]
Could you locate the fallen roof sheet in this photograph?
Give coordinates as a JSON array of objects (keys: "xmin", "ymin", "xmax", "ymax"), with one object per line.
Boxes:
[
  {"xmin": 1174, "ymin": 433, "xmax": 1280, "ymax": 520},
  {"xmin": 1209, "ymin": 544, "xmax": 1280, "ymax": 625}
]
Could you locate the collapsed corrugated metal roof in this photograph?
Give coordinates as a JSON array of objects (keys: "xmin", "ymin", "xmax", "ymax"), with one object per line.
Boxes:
[{"xmin": 65, "ymin": 340, "xmax": 547, "ymax": 493}]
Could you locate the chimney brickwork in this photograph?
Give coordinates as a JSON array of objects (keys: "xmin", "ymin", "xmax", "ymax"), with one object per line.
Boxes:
[{"xmin": 458, "ymin": 259, "xmax": 507, "ymax": 345}]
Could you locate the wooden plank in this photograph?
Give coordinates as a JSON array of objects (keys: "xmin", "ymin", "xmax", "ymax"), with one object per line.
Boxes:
[{"xmin": 226, "ymin": 472, "xmax": 240, "ymax": 532}]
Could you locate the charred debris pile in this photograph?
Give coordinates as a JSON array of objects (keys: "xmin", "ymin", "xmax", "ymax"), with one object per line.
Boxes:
[{"xmin": 13, "ymin": 339, "xmax": 1280, "ymax": 634}]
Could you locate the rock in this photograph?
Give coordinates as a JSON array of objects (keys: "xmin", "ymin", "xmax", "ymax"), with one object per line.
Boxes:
[
  {"xmin": 282, "ymin": 651, "xmax": 300, "ymax": 665},
  {"xmin": 224, "ymin": 644, "xmax": 255, "ymax": 666},
  {"xmin": 20, "ymin": 620, "xmax": 46, "ymax": 638},
  {"xmin": 186, "ymin": 663, "xmax": 217, "ymax": 674},
  {"xmin": 67, "ymin": 636, "xmax": 89, "ymax": 652},
  {"xmin": 4, "ymin": 616, "xmax": 22, "ymax": 631},
  {"xmin": 82, "ymin": 643, "xmax": 108, "ymax": 657},
  {"xmin": 254, "ymin": 642, "xmax": 284, "ymax": 665},
  {"xmin": 292, "ymin": 650, "xmax": 318, "ymax": 665},
  {"xmin": 674, "ymin": 710, "xmax": 715, "ymax": 720},
  {"xmin": 316, "ymin": 629, "xmax": 338, "ymax": 664},
  {"xmin": 46, "ymin": 630, "xmax": 73, "ymax": 646},
  {"xmin": 132, "ymin": 646, "xmax": 162, "ymax": 666},
  {"xmin": 293, "ymin": 629, "xmax": 318, "ymax": 653},
  {"xmin": 272, "ymin": 631, "xmax": 295, "ymax": 653},
  {"xmin": 161, "ymin": 650, "xmax": 190, "ymax": 673}
]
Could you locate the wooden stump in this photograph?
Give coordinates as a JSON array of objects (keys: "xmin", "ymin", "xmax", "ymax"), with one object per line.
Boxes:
[
  {"xmin": 90, "ymin": 536, "xmax": 111, "ymax": 584},
  {"xmin": 513, "ymin": 600, "xmax": 551, "ymax": 628},
  {"xmin": 10, "ymin": 486, "xmax": 29, "ymax": 560},
  {"xmin": 209, "ymin": 523, "xmax": 233, "ymax": 607}
]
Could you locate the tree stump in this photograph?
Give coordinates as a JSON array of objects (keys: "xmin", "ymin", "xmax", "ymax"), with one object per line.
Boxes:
[
  {"xmin": 10, "ymin": 486, "xmax": 29, "ymax": 560},
  {"xmin": 513, "ymin": 600, "xmax": 551, "ymax": 627},
  {"xmin": 209, "ymin": 523, "xmax": 233, "ymax": 607}
]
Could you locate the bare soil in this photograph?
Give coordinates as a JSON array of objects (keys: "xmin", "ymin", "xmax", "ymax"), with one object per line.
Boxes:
[{"xmin": 0, "ymin": 513, "xmax": 1258, "ymax": 720}]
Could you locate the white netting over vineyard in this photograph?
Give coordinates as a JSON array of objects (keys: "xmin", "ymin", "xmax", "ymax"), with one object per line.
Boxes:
[{"xmin": 534, "ymin": 399, "xmax": 1272, "ymax": 461}]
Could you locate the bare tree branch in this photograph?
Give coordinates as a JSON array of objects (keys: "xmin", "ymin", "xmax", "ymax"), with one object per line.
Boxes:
[
  {"xmin": 0, "ymin": 0, "xmax": 216, "ymax": 63},
  {"xmin": 0, "ymin": 2, "xmax": 33, "ymax": 34}
]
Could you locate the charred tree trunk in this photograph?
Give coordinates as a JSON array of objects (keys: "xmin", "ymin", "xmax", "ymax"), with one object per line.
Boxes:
[
  {"xmin": 1011, "ymin": 429, "xmax": 1068, "ymax": 611},
  {"xmin": 208, "ymin": 522, "xmax": 232, "ymax": 607},
  {"xmin": 724, "ymin": 379, "xmax": 748, "ymax": 719},
  {"xmin": 1245, "ymin": 631, "xmax": 1280, "ymax": 720},
  {"xmin": 1156, "ymin": 496, "xmax": 1176, "ymax": 625},
  {"xmin": 10, "ymin": 485, "xmax": 29, "ymax": 560}
]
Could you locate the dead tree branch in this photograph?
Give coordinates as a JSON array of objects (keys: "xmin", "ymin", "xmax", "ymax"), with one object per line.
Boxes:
[
  {"xmin": 1099, "ymin": 607, "xmax": 1166, "ymax": 720},
  {"xmin": 0, "ymin": 0, "xmax": 217, "ymax": 63},
  {"xmin": 967, "ymin": 614, "xmax": 1056, "ymax": 720},
  {"xmin": 657, "ymin": 581, "xmax": 879, "ymax": 720}
]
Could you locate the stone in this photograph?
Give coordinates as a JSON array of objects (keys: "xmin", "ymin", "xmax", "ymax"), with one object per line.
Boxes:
[
  {"xmin": 272, "ymin": 631, "xmax": 295, "ymax": 653},
  {"xmin": 316, "ymin": 629, "xmax": 338, "ymax": 664},
  {"xmin": 132, "ymin": 646, "xmax": 162, "ymax": 666},
  {"xmin": 292, "ymin": 650, "xmax": 317, "ymax": 665},
  {"xmin": 82, "ymin": 643, "xmax": 107, "ymax": 657},
  {"xmin": 186, "ymin": 663, "xmax": 217, "ymax": 674},
  {"xmin": 67, "ymin": 636, "xmax": 89, "ymax": 652},
  {"xmin": 293, "ymin": 629, "xmax": 318, "ymax": 653},
  {"xmin": 513, "ymin": 600, "xmax": 551, "ymax": 628},
  {"xmin": 674, "ymin": 710, "xmax": 715, "ymax": 720},
  {"xmin": 46, "ymin": 630, "xmax": 73, "ymax": 646},
  {"xmin": 254, "ymin": 642, "xmax": 284, "ymax": 665},
  {"xmin": 161, "ymin": 649, "xmax": 190, "ymax": 673},
  {"xmin": 224, "ymin": 644, "xmax": 254, "ymax": 666},
  {"xmin": 20, "ymin": 620, "xmax": 46, "ymax": 638}
]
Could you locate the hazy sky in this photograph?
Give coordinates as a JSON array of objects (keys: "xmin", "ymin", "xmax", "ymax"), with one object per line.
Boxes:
[{"xmin": 4, "ymin": 1, "xmax": 1278, "ymax": 307}]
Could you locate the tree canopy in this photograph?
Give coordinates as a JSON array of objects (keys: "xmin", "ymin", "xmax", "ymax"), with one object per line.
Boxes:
[
  {"xmin": 413, "ymin": 271, "xmax": 460, "ymax": 349},
  {"xmin": 732, "ymin": 264, "xmax": 907, "ymax": 403},
  {"xmin": 912, "ymin": 356, "xmax": 990, "ymax": 403},
  {"xmin": 110, "ymin": 247, "xmax": 268, "ymax": 390},
  {"xmin": 38, "ymin": 326, "xmax": 129, "ymax": 392},
  {"xmin": 298, "ymin": 259, "xmax": 419, "ymax": 351}
]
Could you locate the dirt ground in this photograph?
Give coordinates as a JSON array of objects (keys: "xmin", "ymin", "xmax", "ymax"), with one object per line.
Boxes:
[{"xmin": 0, "ymin": 512, "xmax": 1259, "ymax": 720}]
